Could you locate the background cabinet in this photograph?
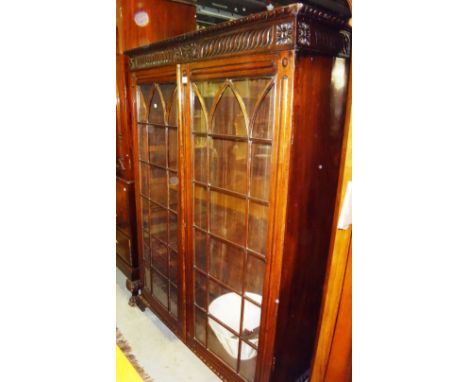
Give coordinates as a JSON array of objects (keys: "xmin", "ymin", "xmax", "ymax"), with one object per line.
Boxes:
[
  {"xmin": 128, "ymin": 3, "xmax": 351, "ymax": 381},
  {"xmin": 116, "ymin": 0, "xmax": 196, "ymax": 302}
]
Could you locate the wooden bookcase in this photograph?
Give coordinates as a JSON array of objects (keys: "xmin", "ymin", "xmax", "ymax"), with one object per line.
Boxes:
[{"xmin": 126, "ymin": 3, "xmax": 351, "ymax": 381}]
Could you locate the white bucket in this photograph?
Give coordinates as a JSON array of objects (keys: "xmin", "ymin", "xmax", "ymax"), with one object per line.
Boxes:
[{"xmin": 208, "ymin": 292, "xmax": 262, "ymax": 360}]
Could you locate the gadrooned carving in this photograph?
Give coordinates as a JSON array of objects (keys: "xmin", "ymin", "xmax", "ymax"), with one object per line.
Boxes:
[
  {"xmin": 130, "ymin": 26, "xmax": 274, "ymax": 70},
  {"xmin": 276, "ymin": 22, "xmax": 293, "ymax": 46},
  {"xmin": 298, "ymin": 22, "xmax": 311, "ymax": 46}
]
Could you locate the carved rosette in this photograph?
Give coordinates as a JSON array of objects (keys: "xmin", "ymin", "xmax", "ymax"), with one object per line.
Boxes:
[
  {"xmin": 339, "ymin": 30, "xmax": 351, "ymax": 57},
  {"xmin": 275, "ymin": 22, "xmax": 293, "ymax": 46},
  {"xmin": 298, "ymin": 22, "xmax": 311, "ymax": 47}
]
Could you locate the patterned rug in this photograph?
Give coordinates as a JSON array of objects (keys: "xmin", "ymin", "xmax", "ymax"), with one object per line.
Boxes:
[{"xmin": 116, "ymin": 328, "xmax": 153, "ymax": 382}]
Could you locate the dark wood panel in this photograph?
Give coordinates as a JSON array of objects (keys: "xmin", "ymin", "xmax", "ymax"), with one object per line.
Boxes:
[{"xmin": 271, "ymin": 54, "xmax": 349, "ymax": 382}]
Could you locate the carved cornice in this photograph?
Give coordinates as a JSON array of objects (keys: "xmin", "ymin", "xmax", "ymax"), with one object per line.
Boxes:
[{"xmin": 127, "ymin": 3, "xmax": 351, "ymax": 70}]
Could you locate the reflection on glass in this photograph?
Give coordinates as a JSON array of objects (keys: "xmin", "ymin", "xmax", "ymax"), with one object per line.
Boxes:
[
  {"xmin": 150, "ymin": 204, "xmax": 167, "ymax": 243},
  {"xmin": 169, "ymin": 284, "xmax": 178, "ymax": 318},
  {"xmin": 248, "ymin": 202, "xmax": 268, "ymax": 254},
  {"xmin": 148, "ymin": 126, "xmax": 166, "ymax": 167},
  {"xmin": 209, "ymin": 237, "xmax": 244, "ymax": 293},
  {"xmin": 195, "ymin": 307, "xmax": 207, "ymax": 345},
  {"xmin": 210, "ymin": 191, "xmax": 246, "ymax": 246},
  {"xmin": 210, "ymin": 138, "xmax": 247, "ymax": 194},
  {"xmin": 148, "ymin": 86, "xmax": 165, "ymax": 125},
  {"xmin": 152, "ymin": 270, "xmax": 168, "ymax": 308},
  {"xmin": 250, "ymin": 144, "xmax": 272, "ymax": 201},
  {"xmin": 168, "ymin": 128, "xmax": 177, "ymax": 170},
  {"xmin": 193, "ymin": 185, "xmax": 208, "ymax": 229},
  {"xmin": 195, "ymin": 271, "xmax": 207, "ymax": 309},
  {"xmin": 141, "ymin": 197, "xmax": 149, "ymax": 233},
  {"xmin": 150, "ymin": 167, "xmax": 167, "ymax": 206},
  {"xmin": 239, "ymin": 341, "xmax": 258, "ymax": 382},
  {"xmin": 194, "ymin": 229, "xmax": 207, "ymax": 271},
  {"xmin": 168, "ymin": 212, "xmax": 178, "ymax": 250},
  {"xmin": 245, "ymin": 254, "xmax": 265, "ymax": 295},
  {"xmin": 193, "ymin": 137, "xmax": 208, "ymax": 182},
  {"xmin": 138, "ymin": 124, "xmax": 148, "ymax": 161},
  {"xmin": 168, "ymin": 172, "xmax": 178, "ymax": 211},
  {"xmin": 192, "ymin": 91, "xmax": 207, "ymax": 133},
  {"xmin": 151, "ymin": 238, "xmax": 168, "ymax": 276},
  {"xmin": 169, "ymin": 250, "xmax": 178, "ymax": 284},
  {"xmin": 251, "ymin": 85, "xmax": 274, "ymax": 139},
  {"xmin": 139, "ymin": 163, "xmax": 149, "ymax": 197},
  {"xmin": 137, "ymin": 84, "xmax": 153, "ymax": 123},
  {"xmin": 212, "ymin": 85, "xmax": 246, "ymax": 137},
  {"xmin": 144, "ymin": 266, "xmax": 151, "ymax": 292}
]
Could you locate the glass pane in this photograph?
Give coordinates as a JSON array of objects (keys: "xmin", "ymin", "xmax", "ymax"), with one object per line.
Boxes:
[
  {"xmin": 159, "ymin": 83, "xmax": 176, "ymax": 116},
  {"xmin": 245, "ymin": 254, "xmax": 265, "ymax": 296},
  {"xmin": 149, "ymin": 167, "xmax": 167, "ymax": 206},
  {"xmin": 168, "ymin": 212, "xmax": 178, "ymax": 250},
  {"xmin": 207, "ymin": 284, "xmax": 240, "ymax": 370},
  {"xmin": 168, "ymin": 172, "xmax": 179, "ymax": 211},
  {"xmin": 207, "ymin": 324, "xmax": 238, "ymax": 371},
  {"xmin": 193, "ymin": 185, "xmax": 208, "ymax": 230},
  {"xmin": 210, "ymin": 190, "xmax": 246, "ymax": 246},
  {"xmin": 242, "ymin": 297, "xmax": 262, "ymax": 345},
  {"xmin": 144, "ymin": 266, "xmax": 151, "ymax": 292},
  {"xmin": 137, "ymin": 85, "xmax": 153, "ymax": 123},
  {"xmin": 150, "ymin": 204, "xmax": 167, "ymax": 243},
  {"xmin": 151, "ymin": 238, "xmax": 168, "ymax": 276},
  {"xmin": 152, "ymin": 270, "xmax": 168, "ymax": 308},
  {"xmin": 138, "ymin": 124, "xmax": 148, "ymax": 161},
  {"xmin": 168, "ymin": 89, "xmax": 178, "ymax": 127},
  {"xmin": 210, "ymin": 138, "xmax": 248, "ymax": 194},
  {"xmin": 193, "ymin": 136, "xmax": 208, "ymax": 183},
  {"xmin": 195, "ymin": 81, "xmax": 216, "ymax": 119},
  {"xmin": 192, "ymin": 91, "xmax": 207, "ymax": 133},
  {"xmin": 168, "ymin": 128, "xmax": 177, "ymax": 170},
  {"xmin": 141, "ymin": 197, "xmax": 149, "ymax": 233},
  {"xmin": 148, "ymin": 86, "xmax": 165, "ymax": 125},
  {"xmin": 195, "ymin": 307, "xmax": 207, "ymax": 345},
  {"xmin": 251, "ymin": 85, "xmax": 275, "ymax": 139},
  {"xmin": 239, "ymin": 341, "xmax": 258, "ymax": 382},
  {"xmin": 234, "ymin": 78, "xmax": 270, "ymax": 121},
  {"xmin": 139, "ymin": 162, "xmax": 149, "ymax": 197},
  {"xmin": 169, "ymin": 283, "xmax": 178, "ymax": 318},
  {"xmin": 250, "ymin": 144, "xmax": 272, "ymax": 201},
  {"xmin": 195, "ymin": 271, "xmax": 207, "ymax": 309},
  {"xmin": 148, "ymin": 125, "xmax": 166, "ymax": 167},
  {"xmin": 212, "ymin": 86, "xmax": 246, "ymax": 137},
  {"xmin": 194, "ymin": 229, "xmax": 207, "ymax": 271},
  {"xmin": 208, "ymin": 281, "xmax": 241, "ymax": 334},
  {"xmin": 143, "ymin": 229, "xmax": 150, "ymax": 249},
  {"xmin": 169, "ymin": 250, "xmax": 179, "ymax": 286},
  {"xmin": 209, "ymin": 236, "xmax": 244, "ymax": 293},
  {"xmin": 248, "ymin": 202, "xmax": 268, "ymax": 254},
  {"xmin": 143, "ymin": 243, "xmax": 150, "ymax": 263}
]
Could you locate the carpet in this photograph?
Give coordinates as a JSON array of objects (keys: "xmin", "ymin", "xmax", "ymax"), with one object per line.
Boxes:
[{"xmin": 117, "ymin": 328, "xmax": 153, "ymax": 382}]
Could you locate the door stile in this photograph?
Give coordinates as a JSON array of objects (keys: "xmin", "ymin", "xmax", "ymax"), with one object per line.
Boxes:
[{"xmin": 256, "ymin": 50, "xmax": 296, "ymax": 382}]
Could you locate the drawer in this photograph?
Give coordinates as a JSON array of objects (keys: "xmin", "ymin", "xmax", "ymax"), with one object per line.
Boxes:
[{"xmin": 116, "ymin": 229, "xmax": 132, "ymax": 265}]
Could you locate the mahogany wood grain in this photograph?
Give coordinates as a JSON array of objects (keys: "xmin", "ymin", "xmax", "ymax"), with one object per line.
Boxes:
[
  {"xmin": 271, "ymin": 54, "xmax": 349, "ymax": 382},
  {"xmin": 310, "ymin": 59, "xmax": 352, "ymax": 382}
]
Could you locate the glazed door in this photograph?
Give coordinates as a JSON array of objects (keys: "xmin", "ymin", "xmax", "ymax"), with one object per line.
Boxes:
[
  {"xmin": 135, "ymin": 75, "xmax": 183, "ymax": 329},
  {"xmin": 186, "ymin": 70, "xmax": 277, "ymax": 381}
]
